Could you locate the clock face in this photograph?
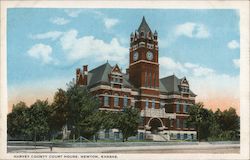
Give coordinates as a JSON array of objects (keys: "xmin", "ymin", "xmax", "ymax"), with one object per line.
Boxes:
[
  {"xmin": 146, "ymin": 51, "xmax": 153, "ymax": 61},
  {"xmin": 133, "ymin": 52, "xmax": 139, "ymax": 61}
]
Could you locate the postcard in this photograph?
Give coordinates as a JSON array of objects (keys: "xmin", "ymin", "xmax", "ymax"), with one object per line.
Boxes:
[{"xmin": 0, "ymin": 1, "xmax": 249, "ymax": 160}]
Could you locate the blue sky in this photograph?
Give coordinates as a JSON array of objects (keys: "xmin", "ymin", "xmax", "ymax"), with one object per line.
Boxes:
[{"xmin": 7, "ymin": 8, "xmax": 240, "ymax": 111}]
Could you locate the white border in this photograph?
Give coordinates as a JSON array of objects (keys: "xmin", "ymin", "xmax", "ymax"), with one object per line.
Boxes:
[{"xmin": 0, "ymin": 1, "xmax": 249, "ymax": 160}]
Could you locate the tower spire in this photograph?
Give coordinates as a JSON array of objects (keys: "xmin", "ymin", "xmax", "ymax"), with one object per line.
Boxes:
[{"xmin": 138, "ymin": 16, "xmax": 152, "ymax": 33}]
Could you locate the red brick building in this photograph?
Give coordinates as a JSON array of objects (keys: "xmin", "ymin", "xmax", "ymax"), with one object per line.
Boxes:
[{"xmin": 75, "ymin": 17, "xmax": 197, "ymax": 141}]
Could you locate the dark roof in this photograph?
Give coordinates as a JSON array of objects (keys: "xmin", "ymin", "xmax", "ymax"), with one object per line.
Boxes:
[
  {"xmin": 138, "ymin": 16, "xmax": 152, "ymax": 33},
  {"xmin": 160, "ymin": 75, "xmax": 196, "ymax": 96},
  {"xmin": 87, "ymin": 62, "xmax": 132, "ymax": 88},
  {"xmin": 86, "ymin": 63, "xmax": 195, "ymax": 96}
]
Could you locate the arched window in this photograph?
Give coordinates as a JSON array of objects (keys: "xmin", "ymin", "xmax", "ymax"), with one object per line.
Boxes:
[
  {"xmin": 104, "ymin": 93, "xmax": 109, "ymax": 106},
  {"xmin": 114, "ymin": 93, "xmax": 119, "ymax": 107},
  {"xmin": 123, "ymin": 95, "xmax": 128, "ymax": 108}
]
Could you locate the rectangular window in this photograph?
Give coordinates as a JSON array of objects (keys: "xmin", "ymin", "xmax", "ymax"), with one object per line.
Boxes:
[
  {"xmin": 123, "ymin": 96, "xmax": 128, "ymax": 108},
  {"xmin": 104, "ymin": 96, "xmax": 109, "ymax": 106},
  {"xmin": 177, "ymin": 133, "xmax": 180, "ymax": 139},
  {"xmin": 114, "ymin": 94, "xmax": 119, "ymax": 107},
  {"xmin": 145, "ymin": 99, "xmax": 149, "ymax": 109},
  {"xmin": 184, "ymin": 134, "xmax": 188, "ymax": 139},
  {"xmin": 176, "ymin": 104, "xmax": 180, "ymax": 113},
  {"xmin": 184, "ymin": 105, "xmax": 188, "ymax": 113},
  {"xmin": 145, "ymin": 72, "xmax": 147, "ymax": 87},
  {"xmin": 170, "ymin": 119, "xmax": 173, "ymax": 127},
  {"xmin": 152, "ymin": 99, "xmax": 155, "ymax": 109},
  {"xmin": 176, "ymin": 119, "xmax": 180, "ymax": 128}
]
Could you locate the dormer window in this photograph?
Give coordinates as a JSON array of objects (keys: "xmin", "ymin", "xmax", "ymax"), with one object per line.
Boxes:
[{"xmin": 180, "ymin": 77, "xmax": 190, "ymax": 93}]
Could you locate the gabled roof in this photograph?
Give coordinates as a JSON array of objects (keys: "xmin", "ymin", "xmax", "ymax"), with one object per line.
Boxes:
[
  {"xmin": 87, "ymin": 62, "xmax": 132, "ymax": 88},
  {"xmin": 88, "ymin": 62, "xmax": 112, "ymax": 87},
  {"xmin": 160, "ymin": 74, "xmax": 196, "ymax": 96},
  {"xmin": 138, "ymin": 16, "xmax": 152, "ymax": 33}
]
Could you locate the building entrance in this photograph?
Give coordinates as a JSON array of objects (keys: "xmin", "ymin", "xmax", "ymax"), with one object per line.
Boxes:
[{"xmin": 149, "ymin": 118, "xmax": 163, "ymax": 134}]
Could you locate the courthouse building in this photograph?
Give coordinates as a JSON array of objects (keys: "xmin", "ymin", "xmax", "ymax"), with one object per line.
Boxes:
[{"xmin": 75, "ymin": 17, "xmax": 197, "ymax": 141}]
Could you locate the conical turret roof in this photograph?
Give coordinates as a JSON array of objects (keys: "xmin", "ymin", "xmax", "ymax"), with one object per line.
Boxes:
[{"xmin": 138, "ymin": 16, "xmax": 152, "ymax": 33}]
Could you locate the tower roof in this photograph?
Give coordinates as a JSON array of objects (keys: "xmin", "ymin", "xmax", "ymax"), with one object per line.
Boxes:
[{"xmin": 138, "ymin": 16, "xmax": 152, "ymax": 33}]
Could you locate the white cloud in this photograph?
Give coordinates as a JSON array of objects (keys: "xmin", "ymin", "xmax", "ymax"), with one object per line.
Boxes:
[
  {"xmin": 159, "ymin": 56, "xmax": 239, "ymax": 101},
  {"xmin": 30, "ymin": 31, "xmax": 63, "ymax": 41},
  {"xmin": 159, "ymin": 57, "xmax": 187, "ymax": 76},
  {"xmin": 60, "ymin": 29, "xmax": 128, "ymax": 64},
  {"xmin": 228, "ymin": 40, "xmax": 239, "ymax": 49},
  {"xmin": 175, "ymin": 22, "xmax": 210, "ymax": 39},
  {"xmin": 64, "ymin": 9, "xmax": 82, "ymax": 18},
  {"xmin": 104, "ymin": 18, "xmax": 119, "ymax": 29},
  {"xmin": 233, "ymin": 59, "xmax": 240, "ymax": 68},
  {"xmin": 27, "ymin": 44, "xmax": 53, "ymax": 64},
  {"xmin": 50, "ymin": 17, "xmax": 70, "ymax": 25}
]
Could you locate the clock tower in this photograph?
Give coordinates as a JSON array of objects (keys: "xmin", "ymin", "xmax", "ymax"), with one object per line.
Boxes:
[{"xmin": 129, "ymin": 17, "xmax": 159, "ymax": 91}]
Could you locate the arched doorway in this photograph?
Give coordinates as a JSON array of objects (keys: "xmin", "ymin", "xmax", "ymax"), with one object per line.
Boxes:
[{"xmin": 148, "ymin": 118, "xmax": 163, "ymax": 134}]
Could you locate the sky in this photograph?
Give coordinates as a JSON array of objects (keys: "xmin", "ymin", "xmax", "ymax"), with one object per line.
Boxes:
[{"xmin": 7, "ymin": 9, "xmax": 240, "ymax": 113}]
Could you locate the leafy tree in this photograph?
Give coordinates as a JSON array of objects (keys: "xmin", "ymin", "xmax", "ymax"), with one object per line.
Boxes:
[
  {"xmin": 65, "ymin": 83, "xmax": 100, "ymax": 139},
  {"xmin": 188, "ymin": 103, "xmax": 240, "ymax": 141},
  {"xmin": 188, "ymin": 103, "xmax": 213, "ymax": 141},
  {"xmin": 7, "ymin": 102, "xmax": 30, "ymax": 140},
  {"xmin": 27, "ymin": 100, "xmax": 51, "ymax": 141},
  {"xmin": 116, "ymin": 107, "xmax": 140, "ymax": 142},
  {"xmin": 49, "ymin": 88, "xmax": 68, "ymax": 138}
]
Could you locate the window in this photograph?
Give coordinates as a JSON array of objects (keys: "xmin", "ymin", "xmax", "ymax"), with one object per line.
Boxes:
[
  {"xmin": 123, "ymin": 95, "xmax": 128, "ymax": 108},
  {"xmin": 145, "ymin": 99, "xmax": 149, "ymax": 109},
  {"xmin": 177, "ymin": 133, "xmax": 180, "ymax": 139},
  {"xmin": 184, "ymin": 134, "xmax": 188, "ymax": 139},
  {"xmin": 145, "ymin": 72, "xmax": 148, "ymax": 87},
  {"xmin": 152, "ymin": 99, "xmax": 155, "ymax": 109},
  {"xmin": 184, "ymin": 105, "xmax": 188, "ymax": 113},
  {"xmin": 104, "ymin": 93, "xmax": 109, "ymax": 106},
  {"xmin": 176, "ymin": 119, "xmax": 180, "ymax": 128},
  {"xmin": 176, "ymin": 104, "xmax": 180, "ymax": 113},
  {"xmin": 170, "ymin": 119, "xmax": 174, "ymax": 127},
  {"xmin": 191, "ymin": 134, "xmax": 194, "ymax": 140},
  {"xmin": 114, "ymin": 93, "xmax": 119, "ymax": 107}
]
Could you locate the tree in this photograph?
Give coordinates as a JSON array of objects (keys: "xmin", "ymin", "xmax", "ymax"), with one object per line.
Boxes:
[
  {"xmin": 188, "ymin": 103, "xmax": 213, "ymax": 141},
  {"xmin": 65, "ymin": 83, "xmax": 100, "ymax": 139},
  {"xmin": 214, "ymin": 107, "xmax": 240, "ymax": 140},
  {"xmin": 116, "ymin": 107, "xmax": 140, "ymax": 142},
  {"xmin": 49, "ymin": 88, "xmax": 68, "ymax": 139},
  {"xmin": 7, "ymin": 102, "xmax": 30, "ymax": 140},
  {"xmin": 27, "ymin": 100, "xmax": 51, "ymax": 141}
]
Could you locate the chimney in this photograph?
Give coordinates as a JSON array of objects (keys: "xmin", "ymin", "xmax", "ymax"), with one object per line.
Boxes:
[
  {"xmin": 83, "ymin": 65, "xmax": 88, "ymax": 73},
  {"xmin": 76, "ymin": 68, "xmax": 81, "ymax": 85},
  {"xmin": 83, "ymin": 65, "xmax": 88, "ymax": 85}
]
